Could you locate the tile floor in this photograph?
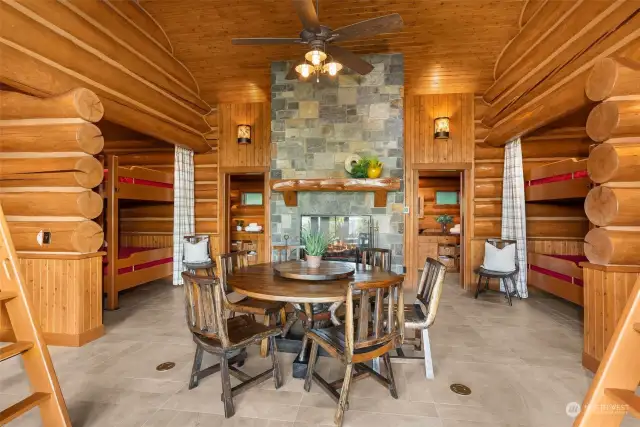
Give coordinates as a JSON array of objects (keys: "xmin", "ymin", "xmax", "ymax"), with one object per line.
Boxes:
[{"xmin": 1, "ymin": 274, "xmax": 638, "ymax": 427}]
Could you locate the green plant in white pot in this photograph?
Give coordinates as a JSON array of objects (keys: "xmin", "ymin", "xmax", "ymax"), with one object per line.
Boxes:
[{"xmin": 301, "ymin": 230, "xmax": 330, "ymax": 269}]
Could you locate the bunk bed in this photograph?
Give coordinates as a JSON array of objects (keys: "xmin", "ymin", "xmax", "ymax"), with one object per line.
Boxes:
[
  {"xmin": 527, "ymin": 252, "xmax": 587, "ymax": 306},
  {"xmin": 104, "ymin": 155, "xmax": 174, "ymax": 310},
  {"xmin": 524, "ymin": 158, "xmax": 591, "ymax": 201}
]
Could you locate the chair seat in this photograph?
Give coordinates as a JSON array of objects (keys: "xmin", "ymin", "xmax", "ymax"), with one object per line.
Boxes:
[
  {"xmin": 308, "ymin": 324, "xmax": 396, "ymax": 360},
  {"xmin": 230, "ymin": 297, "xmax": 286, "ymax": 316},
  {"xmin": 474, "ymin": 266, "xmax": 517, "ymax": 278},
  {"xmin": 193, "ymin": 315, "xmax": 282, "ymax": 349}
]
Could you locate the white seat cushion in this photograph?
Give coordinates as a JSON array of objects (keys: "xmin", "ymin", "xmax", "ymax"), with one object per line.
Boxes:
[{"xmin": 481, "ymin": 242, "xmax": 516, "ymax": 272}]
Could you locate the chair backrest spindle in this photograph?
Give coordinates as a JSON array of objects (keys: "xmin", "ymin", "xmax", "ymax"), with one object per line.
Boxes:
[
  {"xmin": 359, "ymin": 248, "xmax": 392, "ymax": 271},
  {"xmin": 416, "ymin": 257, "xmax": 447, "ymax": 328}
]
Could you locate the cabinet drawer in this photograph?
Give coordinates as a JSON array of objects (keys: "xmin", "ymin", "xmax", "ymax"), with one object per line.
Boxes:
[{"xmin": 438, "ymin": 244, "xmax": 459, "ymax": 256}]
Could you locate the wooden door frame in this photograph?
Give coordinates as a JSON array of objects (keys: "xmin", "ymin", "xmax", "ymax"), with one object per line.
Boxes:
[
  {"xmin": 407, "ymin": 162, "xmax": 473, "ymax": 290},
  {"xmin": 219, "ymin": 166, "xmax": 271, "ymax": 262}
]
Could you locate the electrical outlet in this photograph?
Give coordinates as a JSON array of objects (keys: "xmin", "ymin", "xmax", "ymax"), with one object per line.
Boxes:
[
  {"xmin": 403, "ymin": 206, "xmax": 410, "ymax": 214},
  {"xmin": 42, "ymin": 231, "xmax": 51, "ymax": 244}
]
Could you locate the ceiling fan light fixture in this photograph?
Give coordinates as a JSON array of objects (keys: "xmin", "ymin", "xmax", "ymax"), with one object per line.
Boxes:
[
  {"xmin": 295, "ymin": 63, "xmax": 312, "ymax": 78},
  {"xmin": 305, "ymin": 49, "xmax": 327, "ymax": 66},
  {"xmin": 323, "ymin": 61, "xmax": 343, "ymax": 76}
]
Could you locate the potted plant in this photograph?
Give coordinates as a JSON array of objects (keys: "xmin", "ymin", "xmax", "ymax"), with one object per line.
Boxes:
[
  {"xmin": 366, "ymin": 156, "xmax": 383, "ymax": 178},
  {"xmin": 348, "ymin": 157, "xmax": 370, "ymax": 178},
  {"xmin": 236, "ymin": 220, "xmax": 244, "ymax": 231},
  {"xmin": 301, "ymin": 229, "xmax": 329, "ymax": 269},
  {"xmin": 435, "ymin": 214, "xmax": 454, "ymax": 233}
]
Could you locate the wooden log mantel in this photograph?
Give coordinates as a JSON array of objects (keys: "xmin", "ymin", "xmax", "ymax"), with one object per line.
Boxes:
[{"xmin": 270, "ymin": 178, "xmax": 401, "ymax": 208}]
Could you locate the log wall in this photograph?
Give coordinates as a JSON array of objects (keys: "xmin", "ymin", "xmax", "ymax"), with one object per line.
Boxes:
[{"xmin": 418, "ymin": 177, "xmax": 460, "ymax": 231}]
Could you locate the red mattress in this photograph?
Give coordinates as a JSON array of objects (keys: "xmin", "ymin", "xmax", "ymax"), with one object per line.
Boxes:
[
  {"xmin": 525, "ymin": 170, "xmax": 587, "ymax": 187},
  {"xmin": 103, "ymin": 246, "xmax": 172, "ymax": 275},
  {"xmin": 103, "ymin": 169, "xmax": 173, "ymax": 189},
  {"xmin": 529, "ymin": 254, "xmax": 588, "ymax": 287}
]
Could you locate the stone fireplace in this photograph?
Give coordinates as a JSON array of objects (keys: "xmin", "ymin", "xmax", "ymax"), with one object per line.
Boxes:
[{"xmin": 270, "ymin": 53, "xmax": 404, "ymax": 271}]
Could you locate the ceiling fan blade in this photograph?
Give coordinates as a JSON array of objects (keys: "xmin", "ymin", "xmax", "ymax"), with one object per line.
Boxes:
[
  {"xmin": 330, "ymin": 14, "xmax": 404, "ymax": 42},
  {"xmin": 232, "ymin": 38, "xmax": 302, "ymax": 45},
  {"xmin": 325, "ymin": 45, "xmax": 374, "ymax": 75},
  {"xmin": 285, "ymin": 63, "xmax": 299, "ymax": 80},
  {"xmin": 293, "ymin": 0, "xmax": 321, "ymax": 32}
]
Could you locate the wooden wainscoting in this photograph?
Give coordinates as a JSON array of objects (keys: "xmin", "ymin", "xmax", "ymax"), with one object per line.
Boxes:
[
  {"xmin": 0, "ymin": 252, "xmax": 105, "ymax": 346},
  {"xmin": 582, "ymin": 263, "xmax": 640, "ymax": 373}
]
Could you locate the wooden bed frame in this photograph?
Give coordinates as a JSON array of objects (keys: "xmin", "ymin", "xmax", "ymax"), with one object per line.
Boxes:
[
  {"xmin": 527, "ymin": 252, "xmax": 585, "ymax": 306},
  {"xmin": 524, "ymin": 158, "xmax": 591, "ymax": 202},
  {"xmin": 105, "ymin": 155, "xmax": 174, "ymax": 310}
]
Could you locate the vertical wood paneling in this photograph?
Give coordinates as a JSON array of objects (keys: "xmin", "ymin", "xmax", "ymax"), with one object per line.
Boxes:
[
  {"xmin": 218, "ymin": 102, "xmax": 270, "ymax": 168},
  {"xmin": 582, "ymin": 264, "xmax": 640, "ymax": 371},
  {"xmin": 406, "ymin": 94, "xmax": 475, "ymax": 164},
  {"xmin": 0, "ymin": 254, "xmax": 103, "ymax": 345}
]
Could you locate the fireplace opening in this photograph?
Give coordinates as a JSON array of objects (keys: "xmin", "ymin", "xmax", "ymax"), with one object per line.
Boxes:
[{"xmin": 300, "ymin": 215, "xmax": 376, "ymax": 262}]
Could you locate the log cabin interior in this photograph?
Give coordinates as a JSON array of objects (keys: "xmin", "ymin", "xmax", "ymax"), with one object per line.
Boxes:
[{"xmin": 0, "ymin": 0, "xmax": 639, "ymax": 426}]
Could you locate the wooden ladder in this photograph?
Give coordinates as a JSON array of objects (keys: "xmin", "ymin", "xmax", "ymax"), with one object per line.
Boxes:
[
  {"xmin": 574, "ymin": 277, "xmax": 640, "ymax": 426},
  {"xmin": 0, "ymin": 204, "xmax": 71, "ymax": 426}
]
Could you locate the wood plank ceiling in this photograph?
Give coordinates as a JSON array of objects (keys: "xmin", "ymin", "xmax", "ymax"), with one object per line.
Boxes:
[{"xmin": 142, "ymin": 0, "xmax": 524, "ymax": 103}]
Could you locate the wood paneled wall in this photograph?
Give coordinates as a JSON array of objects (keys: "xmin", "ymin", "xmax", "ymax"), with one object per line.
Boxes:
[
  {"xmin": 418, "ymin": 178, "xmax": 460, "ymax": 231},
  {"xmin": 405, "ymin": 94, "xmax": 475, "ymax": 164},
  {"xmin": 0, "ymin": 253, "xmax": 104, "ymax": 346},
  {"xmin": 218, "ymin": 103, "xmax": 270, "ymax": 168}
]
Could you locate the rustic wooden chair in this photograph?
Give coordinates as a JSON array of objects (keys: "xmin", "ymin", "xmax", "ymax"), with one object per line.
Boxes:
[
  {"xmin": 216, "ymin": 251, "xmax": 295, "ymax": 357},
  {"xmin": 272, "ymin": 244, "xmax": 300, "ymax": 263},
  {"xmin": 392, "ymin": 257, "xmax": 446, "ymax": 379},
  {"xmin": 474, "ymin": 238, "xmax": 522, "ymax": 306},
  {"xmin": 358, "ymin": 248, "xmax": 392, "ymax": 271},
  {"xmin": 303, "ymin": 275, "xmax": 405, "ymax": 427},
  {"xmin": 181, "ymin": 272, "xmax": 282, "ymax": 418}
]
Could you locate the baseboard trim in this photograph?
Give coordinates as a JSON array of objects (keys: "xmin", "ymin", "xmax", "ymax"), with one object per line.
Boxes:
[{"xmin": 0, "ymin": 325, "xmax": 104, "ymax": 347}]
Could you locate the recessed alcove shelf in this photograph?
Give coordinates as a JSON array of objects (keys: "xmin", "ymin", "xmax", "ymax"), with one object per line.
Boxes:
[{"xmin": 270, "ymin": 178, "xmax": 401, "ymax": 208}]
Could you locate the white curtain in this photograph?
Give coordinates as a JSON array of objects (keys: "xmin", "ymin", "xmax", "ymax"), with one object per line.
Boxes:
[
  {"xmin": 501, "ymin": 138, "xmax": 528, "ymax": 297},
  {"xmin": 172, "ymin": 146, "xmax": 195, "ymax": 286}
]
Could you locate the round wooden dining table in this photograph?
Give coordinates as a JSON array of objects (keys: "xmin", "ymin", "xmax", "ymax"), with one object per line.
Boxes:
[{"xmin": 227, "ymin": 261, "xmax": 402, "ymax": 378}]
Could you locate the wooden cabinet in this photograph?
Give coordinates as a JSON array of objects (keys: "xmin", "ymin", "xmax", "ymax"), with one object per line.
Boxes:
[{"xmin": 418, "ymin": 234, "xmax": 460, "ymax": 271}]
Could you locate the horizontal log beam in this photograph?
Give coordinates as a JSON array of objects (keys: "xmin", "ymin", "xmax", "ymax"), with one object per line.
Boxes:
[
  {"xmin": 120, "ymin": 219, "xmax": 173, "ymax": 233},
  {"xmin": 519, "ymin": 0, "xmax": 545, "ymax": 29},
  {"xmin": 585, "ymin": 227, "xmax": 640, "ymax": 265},
  {"xmin": 586, "ymin": 58, "xmax": 640, "ymax": 102},
  {"xmin": 13, "ymin": 0, "xmax": 209, "ymax": 114},
  {"xmin": 586, "ymin": 100, "xmax": 640, "ymax": 142},
  {"xmin": 64, "ymin": 0, "xmax": 198, "ymax": 94},
  {"xmin": 474, "ymin": 181, "xmax": 502, "ymax": 198},
  {"xmin": 585, "ymin": 186, "xmax": 640, "ymax": 226},
  {"xmin": 475, "ymin": 201, "xmax": 586, "ymax": 217},
  {"xmin": 0, "ymin": 156, "xmax": 103, "ymax": 188},
  {"xmin": 474, "ymin": 96, "xmax": 489, "ymax": 121},
  {"xmin": 8, "ymin": 219, "xmax": 103, "ymax": 252},
  {"xmin": 587, "ymin": 141, "xmax": 640, "ymax": 183},
  {"xmin": 475, "ymin": 218, "xmax": 589, "ymax": 238},
  {"xmin": 475, "ymin": 138, "xmax": 592, "ymax": 160},
  {"xmin": 0, "ymin": 3, "xmax": 209, "ymax": 133},
  {"xmin": 484, "ymin": 70, "xmax": 593, "ymax": 146},
  {"xmin": 0, "ymin": 88, "xmax": 103, "ymax": 121},
  {"xmin": 0, "ymin": 121, "xmax": 103, "ymax": 154},
  {"xmin": 106, "ymin": 0, "xmax": 173, "ymax": 53},
  {"xmin": 0, "ymin": 38, "xmax": 211, "ymax": 152},
  {"xmin": 483, "ymin": 2, "xmax": 639, "ymax": 125},
  {"xmin": 0, "ymin": 191, "xmax": 102, "ymax": 219},
  {"xmin": 496, "ymin": 0, "xmax": 577, "ymax": 80}
]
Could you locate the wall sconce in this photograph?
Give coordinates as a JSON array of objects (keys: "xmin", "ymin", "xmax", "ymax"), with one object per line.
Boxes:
[
  {"xmin": 434, "ymin": 117, "xmax": 450, "ymax": 139},
  {"xmin": 237, "ymin": 124, "xmax": 251, "ymax": 144}
]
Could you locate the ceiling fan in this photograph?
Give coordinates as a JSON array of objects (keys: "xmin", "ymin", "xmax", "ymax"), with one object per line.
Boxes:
[{"xmin": 231, "ymin": 0, "xmax": 403, "ymax": 80}]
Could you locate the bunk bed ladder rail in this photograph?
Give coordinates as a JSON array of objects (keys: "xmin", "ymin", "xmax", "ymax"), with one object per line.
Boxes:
[
  {"xmin": 0, "ymin": 204, "xmax": 71, "ymax": 426},
  {"xmin": 574, "ymin": 277, "xmax": 640, "ymax": 426}
]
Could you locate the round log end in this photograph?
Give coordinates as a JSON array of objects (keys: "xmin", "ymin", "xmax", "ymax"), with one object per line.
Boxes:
[
  {"xmin": 587, "ymin": 102, "xmax": 619, "ymax": 142},
  {"xmin": 72, "ymin": 88, "xmax": 104, "ymax": 123},
  {"xmin": 584, "ymin": 186, "xmax": 618, "ymax": 226},
  {"xmin": 586, "ymin": 58, "xmax": 618, "ymax": 102},
  {"xmin": 72, "ymin": 221, "xmax": 104, "ymax": 253},
  {"xmin": 584, "ymin": 227, "xmax": 613, "ymax": 265},
  {"xmin": 77, "ymin": 191, "xmax": 103, "ymax": 219},
  {"xmin": 76, "ymin": 123, "xmax": 105, "ymax": 155},
  {"xmin": 587, "ymin": 143, "xmax": 618, "ymax": 184},
  {"xmin": 74, "ymin": 156, "xmax": 104, "ymax": 189}
]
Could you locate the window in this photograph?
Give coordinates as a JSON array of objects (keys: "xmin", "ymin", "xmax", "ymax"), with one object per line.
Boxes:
[
  {"xmin": 242, "ymin": 192, "xmax": 263, "ymax": 205},
  {"xmin": 435, "ymin": 191, "xmax": 459, "ymax": 205}
]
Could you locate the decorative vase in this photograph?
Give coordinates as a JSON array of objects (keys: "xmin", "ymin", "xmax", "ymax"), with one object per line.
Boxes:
[
  {"xmin": 306, "ymin": 255, "xmax": 322, "ymax": 269},
  {"xmin": 367, "ymin": 164, "xmax": 382, "ymax": 179},
  {"xmin": 236, "ymin": 226, "xmax": 242, "ymax": 231},
  {"xmin": 441, "ymin": 223, "xmax": 448, "ymax": 233}
]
